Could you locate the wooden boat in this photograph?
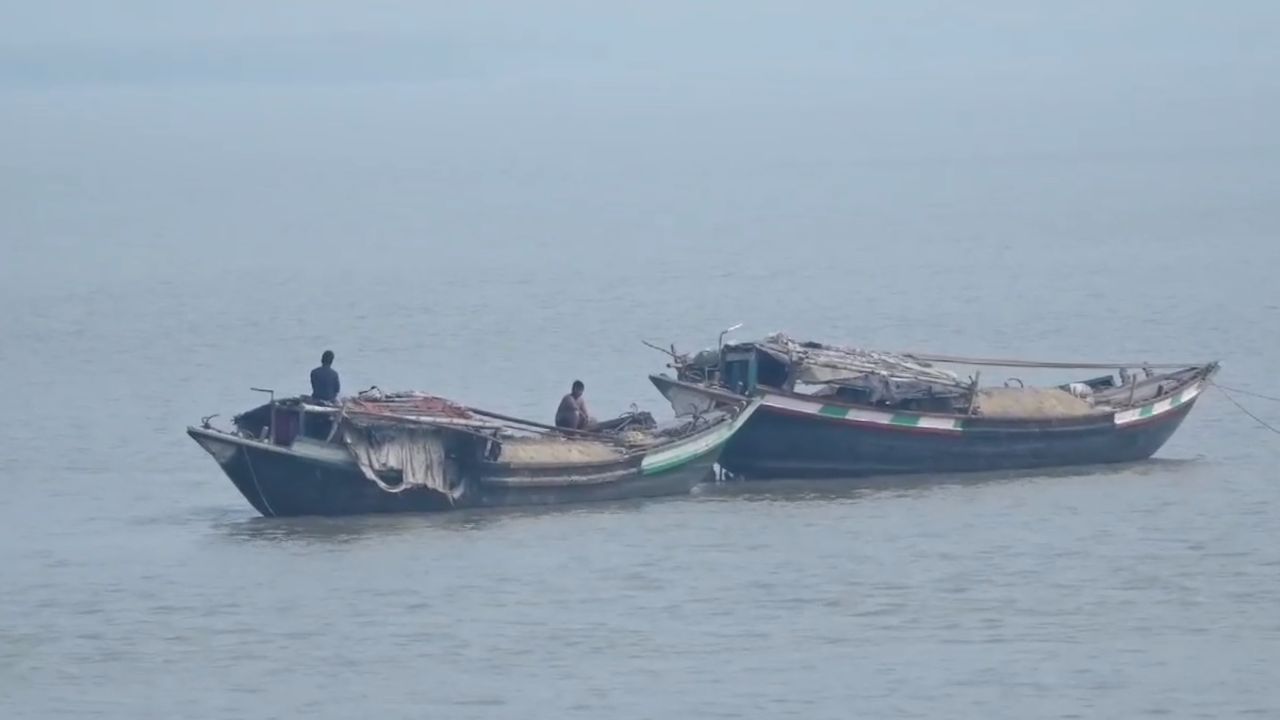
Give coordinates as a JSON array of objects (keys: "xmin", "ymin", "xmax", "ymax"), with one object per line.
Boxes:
[
  {"xmin": 648, "ymin": 332, "xmax": 1218, "ymax": 479},
  {"xmin": 188, "ymin": 389, "xmax": 758, "ymax": 517}
]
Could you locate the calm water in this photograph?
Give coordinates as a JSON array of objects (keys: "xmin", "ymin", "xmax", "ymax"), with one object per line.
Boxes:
[{"xmin": 4, "ymin": 42, "xmax": 1280, "ymax": 718}]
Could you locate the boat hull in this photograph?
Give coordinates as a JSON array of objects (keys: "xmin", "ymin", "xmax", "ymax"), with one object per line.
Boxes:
[
  {"xmin": 651, "ymin": 374, "xmax": 1208, "ymax": 479},
  {"xmin": 189, "ymin": 430, "xmax": 457, "ymax": 516},
  {"xmin": 475, "ymin": 446, "xmax": 720, "ymax": 508},
  {"xmin": 723, "ymin": 396, "xmax": 1199, "ymax": 478},
  {"xmin": 187, "ymin": 402, "xmax": 754, "ymax": 517}
]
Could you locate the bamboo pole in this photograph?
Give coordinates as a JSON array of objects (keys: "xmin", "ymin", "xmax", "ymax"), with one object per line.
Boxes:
[
  {"xmin": 903, "ymin": 353, "xmax": 1206, "ymax": 370},
  {"xmin": 463, "ymin": 406, "xmax": 603, "ymax": 437}
]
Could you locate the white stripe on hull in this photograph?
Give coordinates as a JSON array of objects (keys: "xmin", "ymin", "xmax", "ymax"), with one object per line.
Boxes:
[
  {"xmin": 763, "ymin": 383, "xmax": 1202, "ymax": 431},
  {"xmin": 1113, "ymin": 382, "xmax": 1203, "ymax": 425},
  {"xmin": 761, "ymin": 392, "xmax": 964, "ymax": 431}
]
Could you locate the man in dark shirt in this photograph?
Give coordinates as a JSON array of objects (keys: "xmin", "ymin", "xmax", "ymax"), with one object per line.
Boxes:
[
  {"xmin": 310, "ymin": 350, "xmax": 340, "ymax": 402},
  {"xmin": 555, "ymin": 380, "xmax": 589, "ymax": 430}
]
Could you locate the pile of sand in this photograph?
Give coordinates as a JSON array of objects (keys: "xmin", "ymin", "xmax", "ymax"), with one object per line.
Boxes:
[
  {"xmin": 975, "ymin": 387, "xmax": 1099, "ymax": 418},
  {"xmin": 495, "ymin": 437, "xmax": 625, "ymax": 465}
]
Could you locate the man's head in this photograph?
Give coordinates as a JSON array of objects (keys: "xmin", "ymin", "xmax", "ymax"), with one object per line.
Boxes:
[
  {"xmin": 321, "ymin": 350, "xmax": 335, "ymax": 367},
  {"xmin": 571, "ymin": 380, "xmax": 585, "ymax": 397}
]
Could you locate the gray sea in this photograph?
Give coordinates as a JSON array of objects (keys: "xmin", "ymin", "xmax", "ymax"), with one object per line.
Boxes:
[{"xmin": 3, "ymin": 4, "xmax": 1280, "ymax": 718}]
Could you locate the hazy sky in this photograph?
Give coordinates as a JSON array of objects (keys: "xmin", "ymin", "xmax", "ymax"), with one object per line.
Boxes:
[
  {"xmin": 2, "ymin": 2, "xmax": 1277, "ymax": 88},
  {"xmin": 4, "ymin": 3, "xmax": 1276, "ymax": 281}
]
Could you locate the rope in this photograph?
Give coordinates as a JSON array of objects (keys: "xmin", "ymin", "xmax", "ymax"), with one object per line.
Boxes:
[
  {"xmin": 1210, "ymin": 383, "xmax": 1280, "ymax": 436},
  {"xmin": 1209, "ymin": 382, "xmax": 1280, "ymax": 404},
  {"xmin": 244, "ymin": 445, "xmax": 277, "ymax": 512},
  {"xmin": 904, "ymin": 352, "xmax": 1206, "ymax": 370}
]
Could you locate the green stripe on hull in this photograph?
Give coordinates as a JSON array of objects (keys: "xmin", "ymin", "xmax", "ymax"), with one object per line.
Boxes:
[
  {"xmin": 818, "ymin": 405, "xmax": 848, "ymax": 418},
  {"xmin": 641, "ymin": 443, "xmax": 724, "ymax": 476}
]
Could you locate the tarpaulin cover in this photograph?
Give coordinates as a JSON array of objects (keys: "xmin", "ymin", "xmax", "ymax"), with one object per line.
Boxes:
[
  {"xmin": 749, "ymin": 333, "xmax": 969, "ymax": 390},
  {"xmin": 341, "ymin": 424, "xmax": 460, "ymax": 498}
]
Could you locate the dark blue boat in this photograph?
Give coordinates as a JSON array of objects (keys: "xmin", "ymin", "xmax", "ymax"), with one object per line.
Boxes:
[
  {"xmin": 649, "ymin": 333, "xmax": 1218, "ymax": 479},
  {"xmin": 188, "ymin": 390, "xmax": 758, "ymax": 517}
]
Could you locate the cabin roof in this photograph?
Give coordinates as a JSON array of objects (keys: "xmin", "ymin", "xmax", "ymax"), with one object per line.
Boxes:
[{"xmin": 730, "ymin": 333, "xmax": 971, "ymax": 390}]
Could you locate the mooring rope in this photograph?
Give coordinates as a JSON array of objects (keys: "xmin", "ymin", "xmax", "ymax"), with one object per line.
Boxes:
[
  {"xmin": 1209, "ymin": 383, "xmax": 1280, "ymax": 404},
  {"xmin": 243, "ymin": 450, "xmax": 279, "ymax": 518},
  {"xmin": 1209, "ymin": 381, "xmax": 1280, "ymax": 436}
]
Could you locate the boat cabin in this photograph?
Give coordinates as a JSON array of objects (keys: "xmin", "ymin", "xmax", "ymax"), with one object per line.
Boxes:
[
  {"xmin": 721, "ymin": 345, "xmax": 789, "ymax": 396},
  {"xmin": 714, "ymin": 337, "xmax": 971, "ymax": 413},
  {"xmin": 232, "ymin": 397, "xmax": 340, "ymax": 447}
]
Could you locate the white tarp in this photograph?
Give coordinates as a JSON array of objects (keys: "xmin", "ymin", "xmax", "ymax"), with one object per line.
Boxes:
[{"xmin": 341, "ymin": 425, "xmax": 460, "ymax": 498}]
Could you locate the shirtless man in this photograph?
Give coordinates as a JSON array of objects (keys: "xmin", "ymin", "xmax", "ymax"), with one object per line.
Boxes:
[{"xmin": 555, "ymin": 380, "xmax": 590, "ymax": 430}]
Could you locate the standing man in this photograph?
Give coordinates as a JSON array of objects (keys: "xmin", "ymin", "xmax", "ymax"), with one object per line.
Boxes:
[
  {"xmin": 555, "ymin": 380, "xmax": 590, "ymax": 430},
  {"xmin": 310, "ymin": 350, "xmax": 340, "ymax": 402}
]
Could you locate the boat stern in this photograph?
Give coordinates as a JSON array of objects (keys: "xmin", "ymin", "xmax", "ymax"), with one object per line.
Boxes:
[{"xmin": 649, "ymin": 373, "xmax": 746, "ymax": 418}]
